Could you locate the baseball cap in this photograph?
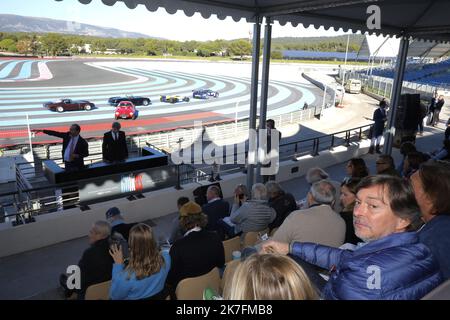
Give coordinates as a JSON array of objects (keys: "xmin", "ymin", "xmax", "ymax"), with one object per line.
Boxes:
[{"xmin": 105, "ymin": 207, "xmax": 121, "ymax": 219}]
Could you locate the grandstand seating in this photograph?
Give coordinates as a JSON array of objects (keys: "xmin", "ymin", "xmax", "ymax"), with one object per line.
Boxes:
[{"xmin": 367, "ymin": 58, "xmax": 450, "ymax": 87}]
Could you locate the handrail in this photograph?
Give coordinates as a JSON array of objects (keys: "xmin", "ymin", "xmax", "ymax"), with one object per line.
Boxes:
[{"xmin": 1, "ymin": 122, "xmax": 373, "ymax": 223}]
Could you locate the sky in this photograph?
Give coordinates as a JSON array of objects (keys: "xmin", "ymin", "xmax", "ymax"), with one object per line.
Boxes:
[{"xmin": 0, "ymin": 0, "xmax": 353, "ymax": 41}]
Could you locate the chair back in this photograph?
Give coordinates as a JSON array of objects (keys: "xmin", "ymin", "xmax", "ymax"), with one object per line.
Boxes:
[
  {"xmin": 222, "ymin": 236, "xmax": 241, "ymax": 263},
  {"xmin": 220, "ymin": 259, "xmax": 240, "ymax": 295},
  {"xmin": 422, "ymin": 279, "xmax": 450, "ymax": 300},
  {"xmin": 175, "ymin": 268, "xmax": 221, "ymax": 300},
  {"xmin": 85, "ymin": 280, "xmax": 112, "ymax": 300},
  {"xmin": 242, "ymin": 228, "xmax": 269, "ymax": 248}
]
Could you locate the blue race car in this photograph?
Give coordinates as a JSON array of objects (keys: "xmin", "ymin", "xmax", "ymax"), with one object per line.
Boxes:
[{"xmin": 192, "ymin": 89, "xmax": 219, "ymax": 99}]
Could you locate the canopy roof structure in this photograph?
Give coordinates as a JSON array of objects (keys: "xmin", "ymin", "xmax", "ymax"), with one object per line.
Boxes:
[
  {"xmin": 358, "ymin": 35, "xmax": 450, "ymax": 59},
  {"xmin": 54, "ymin": 0, "xmax": 450, "ymax": 177},
  {"xmin": 357, "ymin": 35, "xmax": 400, "ymax": 59},
  {"xmin": 58, "ymin": 0, "xmax": 450, "ymax": 42},
  {"xmin": 408, "ymin": 40, "xmax": 450, "ymax": 58}
]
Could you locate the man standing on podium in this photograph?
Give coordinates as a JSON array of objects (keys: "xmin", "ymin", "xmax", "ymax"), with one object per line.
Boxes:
[
  {"xmin": 102, "ymin": 122, "xmax": 128, "ymax": 163},
  {"xmin": 32, "ymin": 124, "xmax": 89, "ymax": 171}
]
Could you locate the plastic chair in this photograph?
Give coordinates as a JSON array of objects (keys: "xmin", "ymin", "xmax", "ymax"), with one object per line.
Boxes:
[
  {"xmin": 242, "ymin": 228, "xmax": 269, "ymax": 248},
  {"xmin": 85, "ymin": 280, "xmax": 111, "ymax": 300},
  {"xmin": 175, "ymin": 268, "xmax": 221, "ymax": 300},
  {"xmin": 220, "ymin": 259, "xmax": 240, "ymax": 295},
  {"xmin": 422, "ymin": 279, "xmax": 450, "ymax": 300},
  {"xmin": 222, "ymin": 236, "xmax": 241, "ymax": 263}
]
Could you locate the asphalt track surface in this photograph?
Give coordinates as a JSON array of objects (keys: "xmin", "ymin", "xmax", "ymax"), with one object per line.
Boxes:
[{"xmin": 0, "ymin": 58, "xmax": 323, "ymax": 147}]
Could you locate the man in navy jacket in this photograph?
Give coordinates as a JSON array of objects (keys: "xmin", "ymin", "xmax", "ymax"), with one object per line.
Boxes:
[
  {"xmin": 202, "ymin": 185, "xmax": 230, "ymax": 233},
  {"xmin": 369, "ymin": 100, "xmax": 387, "ymax": 154},
  {"xmin": 262, "ymin": 175, "xmax": 442, "ymax": 300}
]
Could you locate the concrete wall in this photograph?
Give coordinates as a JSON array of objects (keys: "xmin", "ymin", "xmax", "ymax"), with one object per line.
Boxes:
[{"xmin": 0, "ymin": 138, "xmax": 370, "ymax": 258}]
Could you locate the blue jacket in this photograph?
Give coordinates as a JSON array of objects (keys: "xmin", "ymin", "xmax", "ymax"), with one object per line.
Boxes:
[
  {"xmin": 110, "ymin": 251, "xmax": 171, "ymax": 300},
  {"xmin": 291, "ymin": 232, "xmax": 442, "ymax": 300},
  {"xmin": 419, "ymin": 215, "xmax": 450, "ymax": 280}
]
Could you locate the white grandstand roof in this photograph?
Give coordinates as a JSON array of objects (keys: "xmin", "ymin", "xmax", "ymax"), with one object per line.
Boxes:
[
  {"xmin": 357, "ymin": 35, "xmax": 400, "ymax": 59},
  {"xmin": 358, "ymin": 35, "xmax": 450, "ymax": 59},
  {"xmin": 56, "ymin": 0, "xmax": 450, "ymax": 43}
]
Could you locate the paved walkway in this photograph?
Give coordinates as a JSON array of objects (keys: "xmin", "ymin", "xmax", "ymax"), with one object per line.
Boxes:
[{"xmin": 1, "ymin": 93, "xmax": 448, "ymax": 300}]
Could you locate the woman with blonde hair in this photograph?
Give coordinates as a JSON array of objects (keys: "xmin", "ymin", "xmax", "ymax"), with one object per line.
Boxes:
[
  {"xmin": 223, "ymin": 254, "xmax": 318, "ymax": 300},
  {"xmin": 109, "ymin": 223, "xmax": 171, "ymax": 300}
]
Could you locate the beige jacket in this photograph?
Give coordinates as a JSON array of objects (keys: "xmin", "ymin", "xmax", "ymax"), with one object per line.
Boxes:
[{"xmin": 272, "ymin": 204, "xmax": 346, "ymax": 248}]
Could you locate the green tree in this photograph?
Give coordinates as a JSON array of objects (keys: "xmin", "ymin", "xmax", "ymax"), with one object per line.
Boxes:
[
  {"xmin": 228, "ymin": 39, "xmax": 252, "ymax": 59},
  {"xmin": 41, "ymin": 33, "xmax": 68, "ymax": 56},
  {"xmin": 271, "ymin": 50, "xmax": 283, "ymax": 59},
  {"xmin": 0, "ymin": 38, "xmax": 17, "ymax": 52}
]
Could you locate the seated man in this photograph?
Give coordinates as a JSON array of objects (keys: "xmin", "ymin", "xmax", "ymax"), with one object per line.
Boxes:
[
  {"xmin": 202, "ymin": 185, "xmax": 230, "ymax": 233},
  {"xmin": 166, "ymin": 201, "xmax": 225, "ymax": 293},
  {"xmin": 271, "ymin": 180, "xmax": 346, "ymax": 248},
  {"xmin": 61, "ymin": 221, "xmax": 114, "ymax": 299},
  {"xmin": 168, "ymin": 197, "xmax": 190, "ymax": 244},
  {"xmin": 220, "ymin": 183, "xmax": 276, "ymax": 239},
  {"xmin": 265, "ymin": 181, "xmax": 297, "ymax": 232},
  {"xmin": 302, "ymin": 167, "xmax": 342, "ymax": 213},
  {"xmin": 105, "ymin": 207, "xmax": 136, "ymax": 241},
  {"xmin": 262, "ymin": 176, "xmax": 443, "ymax": 300}
]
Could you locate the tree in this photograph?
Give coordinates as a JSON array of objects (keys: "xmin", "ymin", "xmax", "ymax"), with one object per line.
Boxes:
[
  {"xmin": 16, "ymin": 39, "xmax": 32, "ymax": 55},
  {"xmin": 271, "ymin": 51, "xmax": 283, "ymax": 60},
  {"xmin": 41, "ymin": 33, "xmax": 68, "ymax": 56},
  {"xmin": 228, "ymin": 39, "xmax": 252, "ymax": 59},
  {"xmin": 0, "ymin": 38, "xmax": 17, "ymax": 52},
  {"xmin": 30, "ymin": 34, "xmax": 40, "ymax": 55}
]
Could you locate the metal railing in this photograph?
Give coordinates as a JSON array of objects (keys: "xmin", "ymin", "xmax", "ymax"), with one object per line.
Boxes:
[{"xmin": 0, "ymin": 122, "xmax": 373, "ymax": 226}]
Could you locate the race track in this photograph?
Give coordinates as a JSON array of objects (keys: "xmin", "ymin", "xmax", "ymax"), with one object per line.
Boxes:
[{"xmin": 0, "ymin": 59, "xmax": 323, "ymax": 146}]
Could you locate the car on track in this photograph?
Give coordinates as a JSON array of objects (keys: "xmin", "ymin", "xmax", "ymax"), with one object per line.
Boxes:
[
  {"xmin": 108, "ymin": 95, "xmax": 151, "ymax": 107},
  {"xmin": 43, "ymin": 99, "xmax": 95, "ymax": 113},
  {"xmin": 160, "ymin": 95, "xmax": 190, "ymax": 103},
  {"xmin": 114, "ymin": 101, "xmax": 137, "ymax": 120},
  {"xmin": 192, "ymin": 89, "xmax": 219, "ymax": 99}
]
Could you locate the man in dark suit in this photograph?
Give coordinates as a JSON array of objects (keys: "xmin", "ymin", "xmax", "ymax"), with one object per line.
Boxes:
[
  {"xmin": 369, "ymin": 100, "xmax": 387, "ymax": 154},
  {"xmin": 32, "ymin": 124, "xmax": 89, "ymax": 171},
  {"xmin": 102, "ymin": 122, "xmax": 128, "ymax": 163},
  {"xmin": 166, "ymin": 201, "xmax": 225, "ymax": 294},
  {"xmin": 262, "ymin": 119, "xmax": 282, "ymax": 183},
  {"xmin": 202, "ymin": 185, "xmax": 230, "ymax": 233}
]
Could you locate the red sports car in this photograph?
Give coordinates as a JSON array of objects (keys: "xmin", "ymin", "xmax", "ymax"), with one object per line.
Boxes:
[{"xmin": 115, "ymin": 101, "xmax": 137, "ymax": 120}]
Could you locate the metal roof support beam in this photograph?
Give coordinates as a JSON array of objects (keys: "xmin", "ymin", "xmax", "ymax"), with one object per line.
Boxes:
[
  {"xmin": 383, "ymin": 37, "xmax": 409, "ymax": 155},
  {"xmin": 256, "ymin": 18, "xmax": 272, "ymax": 183},
  {"xmin": 247, "ymin": 17, "xmax": 262, "ymax": 191}
]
